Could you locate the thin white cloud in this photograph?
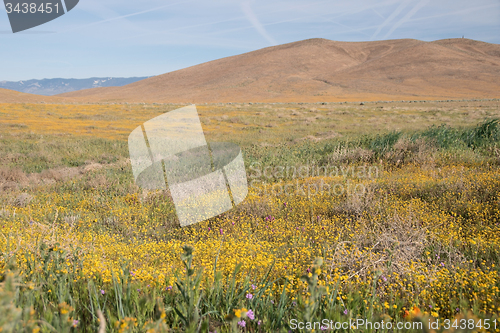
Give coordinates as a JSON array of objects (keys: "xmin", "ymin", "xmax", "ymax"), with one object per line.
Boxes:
[
  {"xmin": 372, "ymin": 8, "xmax": 386, "ymax": 20},
  {"xmin": 406, "ymin": 3, "xmax": 500, "ymax": 23},
  {"xmin": 382, "ymin": 0, "xmax": 431, "ymax": 39},
  {"xmin": 113, "ymin": 0, "xmax": 399, "ymax": 47},
  {"xmin": 64, "ymin": 1, "xmax": 193, "ymax": 32},
  {"xmin": 109, "ymin": 0, "xmax": 392, "ymax": 46},
  {"xmin": 371, "ymin": 0, "xmax": 412, "ymax": 40},
  {"xmin": 240, "ymin": 0, "xmax": 277, "ymax": 45}
]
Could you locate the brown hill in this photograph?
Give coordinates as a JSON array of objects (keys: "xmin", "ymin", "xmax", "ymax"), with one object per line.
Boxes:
[
  {"xmin": 0, "ymin": 88, "xmax": 64, "ymax": 103},
  {"xmin": 58, "ymin": 38, "xmax": 500, "ymax": 103}
]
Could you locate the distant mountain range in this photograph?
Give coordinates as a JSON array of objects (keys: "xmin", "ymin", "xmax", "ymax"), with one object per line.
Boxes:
[{"xmin": 0, "ymin": 77, "xmax": 150, "ymax": 96}]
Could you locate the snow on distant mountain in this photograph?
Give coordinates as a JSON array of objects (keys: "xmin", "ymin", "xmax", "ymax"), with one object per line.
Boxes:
[{"xmin": 0, "ymin": 77, "xmax": 151, "ymax": 96}]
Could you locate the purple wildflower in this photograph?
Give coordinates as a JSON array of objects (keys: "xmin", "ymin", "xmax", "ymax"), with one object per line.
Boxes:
[
  {"xmin": 238, "ymin": 320, "xmax": 246, "ymax": 327},
  {"xmin": 247, "ymin": 309, "xmax": 255, "ymax": 320},
  {"xmin": 246, "ymin": 293, "xmax": 253, "ymax": 300}
]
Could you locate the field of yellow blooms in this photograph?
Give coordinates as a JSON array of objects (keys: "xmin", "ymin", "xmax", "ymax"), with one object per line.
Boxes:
[{"xmin": 0, "ymin": 101, "xmax": 500, "ymax": 332}]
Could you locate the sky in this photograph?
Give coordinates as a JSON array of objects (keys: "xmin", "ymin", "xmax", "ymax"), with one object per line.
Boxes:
[{"xmin": 0, "ymin": 0, "xmax": 499, "ymax": 81}]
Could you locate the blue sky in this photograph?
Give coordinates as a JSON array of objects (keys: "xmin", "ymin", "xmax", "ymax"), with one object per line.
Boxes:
[{"xmin": 1, "ymin": 0, "xmax": 499, "ymax": 81}]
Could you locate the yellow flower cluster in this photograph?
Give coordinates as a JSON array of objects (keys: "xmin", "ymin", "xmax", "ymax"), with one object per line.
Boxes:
[{"xmin": 0, "ymin": 162, "xmax": 499, "ymax": 317}]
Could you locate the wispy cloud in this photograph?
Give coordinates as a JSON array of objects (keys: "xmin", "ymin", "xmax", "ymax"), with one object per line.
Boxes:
[
  {"xmin": 240, "ymin": 0, "xmax": 277, "ymax": 45},
  {"xmin": 406, "ymin": 3, "xmax": 500, "ymax": 23},
  {"xmin": 371, "ymin": 8, "xmax": 386, "ymax": 20},
  {"xmin": 382, "ymin": 0, "xmax": 431, "ymax": 39},
  {"xmin": 64, "ymin": 1, "xmax": 193, "ymax": 32},
  {"xmin": 371, "ymin": 0, "xmax": 412, "ymax": 40},
  {"xmin": 111, "ymin": 0, "xmax": 389, "ymax": 46}
]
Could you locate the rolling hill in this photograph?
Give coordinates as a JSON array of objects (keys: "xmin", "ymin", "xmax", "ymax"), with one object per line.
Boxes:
[
  {"xmin": 0, "ymin": 38, "xmax": 495, "ymax": 104},
  {"xmin": 58, "ymin": 38, "xmax": 500, "ymax": 103},
  {"xmin": 0, "ymin": 88, "xmax": 63, "ymax": 103}
]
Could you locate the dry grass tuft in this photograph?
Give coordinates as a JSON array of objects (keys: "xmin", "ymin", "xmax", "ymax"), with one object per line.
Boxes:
[
  {"xmin": 329, "ymin": 146, "xmax": 374, "ymax": 163},
  {"xmin": 63, "ymin": 215, "xmax": 80, "ymax": 228},
  {"xmin": 385, "ymin": 137, "xmax": 436, "ymax": 166},
  {"xmin": 328, "ymin": 209, "xmax": 427, "ymax": 282},
  {"xmin": 0, "ymin": 209, "xmax": 10, "ymax": 218},
  {"xmin": 0, "ymin": 167, "xmax": 27, "ymax": 183},
  {"xmin": 13, "ymin": 193, "xmax": 33, "ymax": 207}
]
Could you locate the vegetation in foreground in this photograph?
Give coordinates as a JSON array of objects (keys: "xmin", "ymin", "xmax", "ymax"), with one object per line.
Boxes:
[{"xmin": 0, "ymin": 102, "xmax": 500, "ymax": 332}]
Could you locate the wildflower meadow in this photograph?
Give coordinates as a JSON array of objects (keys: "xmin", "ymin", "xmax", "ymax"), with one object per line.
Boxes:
[{"xmin": 0, "ymin": 100, "xmax": 499, "ymax": 332}]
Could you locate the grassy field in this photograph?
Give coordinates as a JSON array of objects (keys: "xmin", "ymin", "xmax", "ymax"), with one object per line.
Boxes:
[{"xmin": 0, "ymin": 100, "xmax": 500, "ymax": 332}]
